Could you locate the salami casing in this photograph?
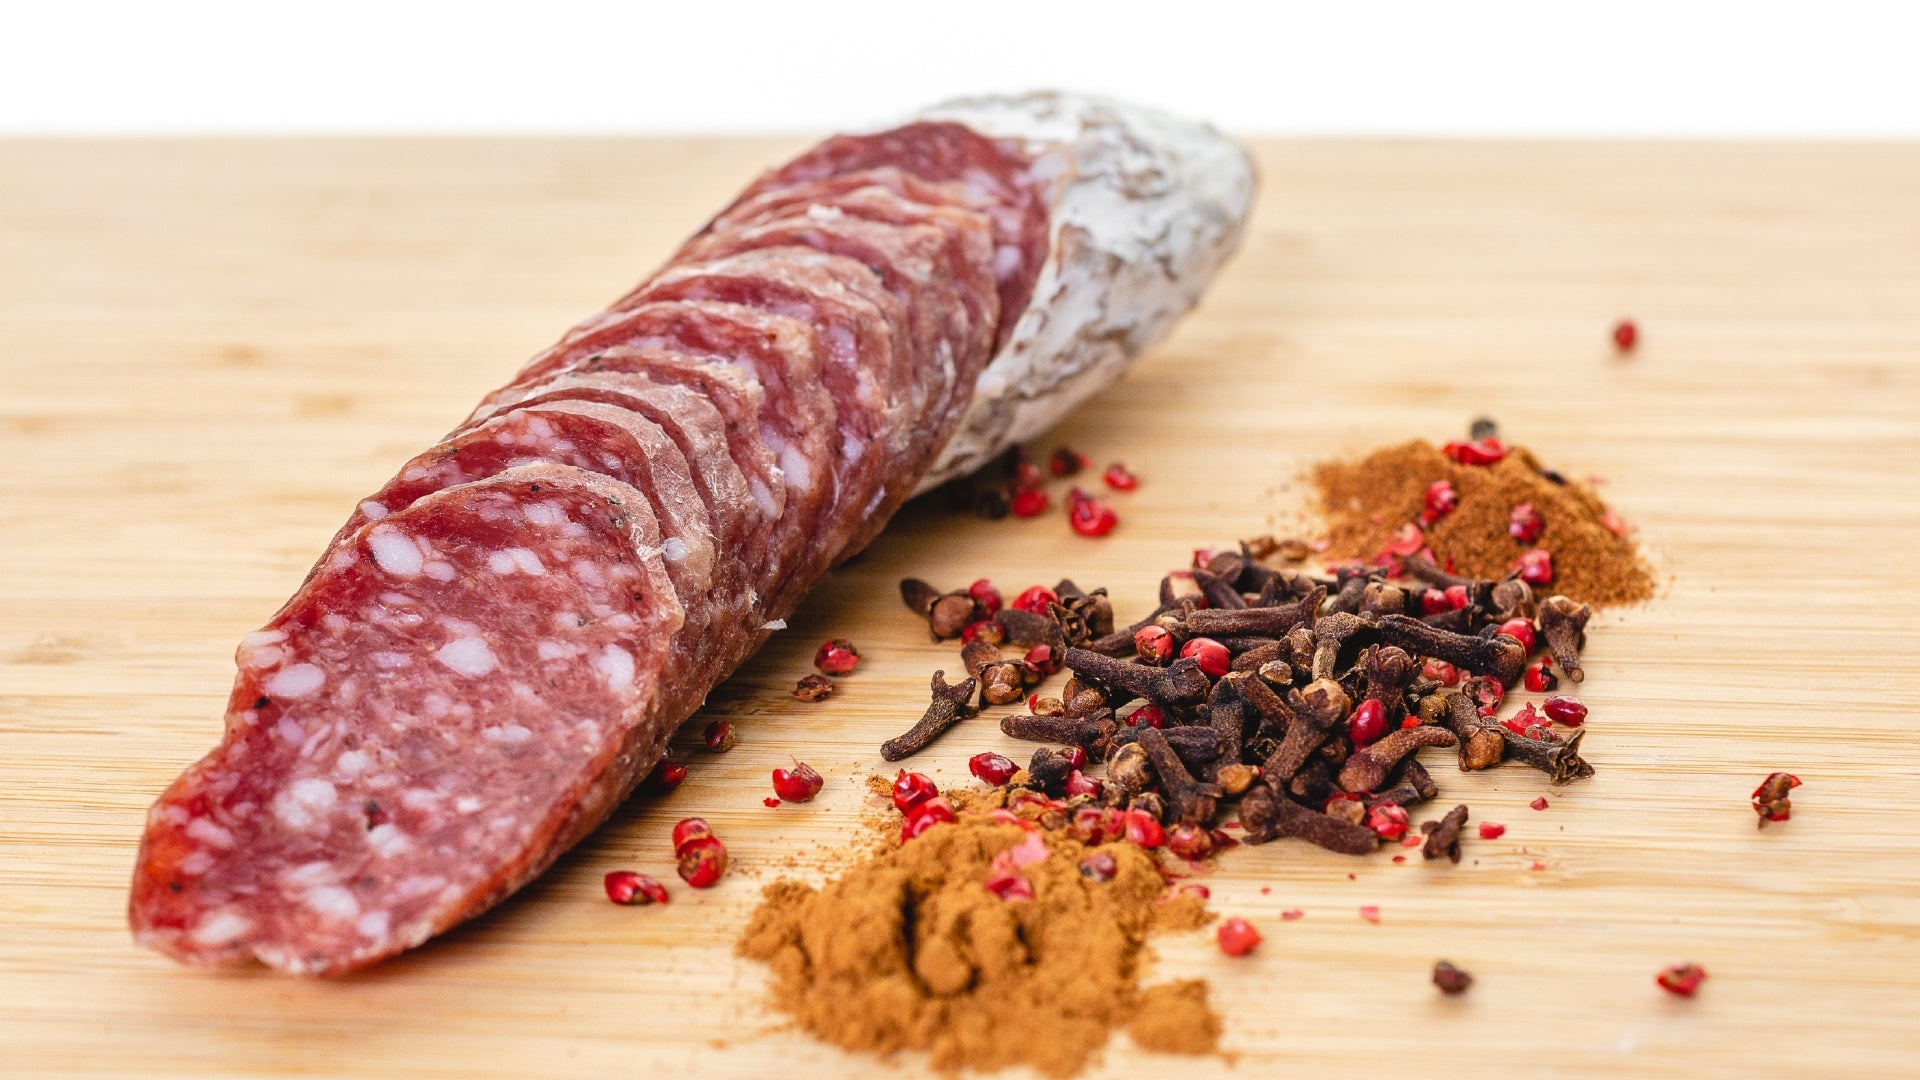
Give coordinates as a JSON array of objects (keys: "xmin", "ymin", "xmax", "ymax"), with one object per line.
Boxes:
[{"xmin": 131, "ymin": 92, "xmax": 1256, "ymax": 973}]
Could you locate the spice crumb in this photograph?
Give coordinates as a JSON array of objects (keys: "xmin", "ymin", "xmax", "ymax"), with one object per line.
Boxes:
[
  {"xmin": 1359, "ymin": 905, "xmax": 1381, "ymax": 924},
  {"xmin": 1530, "ymin": 796, "xmax": 1550, "ymax": 811}
]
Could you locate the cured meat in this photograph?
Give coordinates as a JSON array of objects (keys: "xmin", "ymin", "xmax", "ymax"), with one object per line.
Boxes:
[{"xmin": 132, "ymin": 92, "xmax": 1256, "ymax": 973}]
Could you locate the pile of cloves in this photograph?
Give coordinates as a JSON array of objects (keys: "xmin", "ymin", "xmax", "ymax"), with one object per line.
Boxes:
[{"xmin": 890, "ymin": 535, "xmax": 1598, "ymax": 860}]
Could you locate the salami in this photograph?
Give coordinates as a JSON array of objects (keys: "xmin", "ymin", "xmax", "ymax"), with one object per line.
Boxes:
[{"xmin": 131, "ymin": 92, "xmax": 1256, "ymax": 973}]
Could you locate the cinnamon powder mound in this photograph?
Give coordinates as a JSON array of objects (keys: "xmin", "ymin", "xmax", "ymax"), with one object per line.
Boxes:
[
  {"xmin": 1312, "ymin": 439, "xmax": 1654, "ymax": 607},
  {"xmin": 737, "ymin": 813, "xmax": 1220, "ymax": 1076}
]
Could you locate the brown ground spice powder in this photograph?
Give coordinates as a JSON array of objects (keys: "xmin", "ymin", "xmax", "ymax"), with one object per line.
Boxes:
[
  {"xmin": 1312, "ymin": 439, "xmax": 1654, "ymax": 607},
  {"xmin": 737, "ymin": 811, "xmax": 1220, "ymax": 1076}
]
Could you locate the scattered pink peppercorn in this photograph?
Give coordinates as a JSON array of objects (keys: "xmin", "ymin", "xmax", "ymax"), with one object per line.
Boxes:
[
  {"xmin": 1513, "ymin": 548, "xmax": 1555, "ymax": 586},
  {"xmin": 1216, "ymin": 917, "xmax": 1263, "ymax": 957},
  {"xmin": 763, "ymin": 796, "xmax": 781, "ymax": 808},
  {"xmin": 1281, "ymin": 909, "xmax": 1305, "ymax": 921},
  {"xmin": 1128, "ymin": 703, "xmax": 1167, "ymax": 729},
  {"xmin": 1613, "ymin": 319, "xmax": 1639, "ymax": 353},
  {"xmin": 1441, "ymin": 437, "xmax": 1508, "ymax": 466},
  {"xmin": 1079, "ymin": 852, "xmax": 1118, "ymax": 882},
  {"xmin": 1165, "ymin": 822, "xmax": 1216, "ymax": 860},
  {"xmin": 604, "ymin": 870, "xmax": 669, "ymax": 906},
  {"xmin": 792, "ymin": 673, "xmax": 835, "ymax": 701},
  {"xmin": 1048, "ymin": 446, "xmax": 1089, "ymax": 477},
  {"xmin": 645, "ymin": 760, "xmax": 688, "ymax": 793},
  {"xmin": 1068, "ymin": 496, "xmax": 1119, "ymax": 537},
  {"xmin": 984, "ymin": 873, "xmax": 1034, "ymax": 901},
  {"xmin": 892, "ymin": 770, "xmax": 938, "ymax": 813},
  {"xmin": 771, "ymin": 761, "xmax": 824, "ymax": 803},
  {"xmin": 1523, "ymin": 657, "xmax": 1559, "ymax": 693},
  {"xmin": 671, "ymin": 817, "xmax": 713, "ymax": 854},
  {"xmin": 1065, "ymin": 769, "xmax": 1104, "ymax": 798},
  {"xmin": 900, "ymin": 796, "xmax": 957, "ymax": 842},
  {"xmin": 813, "ymin": 638, "xmax": 860, "ymax": 676},
  {"xmin": 1012, "ymin": 585, "xmax": 1059, "ymax": 614},
  {"xmin": 1009, "ymin": 487, "xmax": 1050, "ymax": 518},
  {"xmin": 969, "ymin": 752, "xmax": 1018, "ymax": 786},
  {"xmin": 1025, "ymin": 643, "xmax": 1062, "ymax": 677},
  {"xmin": 1028, "ymin": 694, "xmax": 1065, "ymax": 717},
  {"xmin": 1542, "ymin": 696, "xmax": 1588, "ymax": 726},
  {"xmin": 1102, "ymin": 462, "xmax": 1140, "ymax": 491},
  {"xmin": 1753, "ymin": 771, "xmax": 1802, "ymax": 826},
  {"xmin": 1421, "ymin": 658, "xmax": 1462, "ymax": 686},
  {"xmin": 1420, "ymin": 588, "xmax": 1452, "ymax": 616},
  {"xmin": 1443, "ymin": 584, "xmax": 1471, "ymax": 611},
  {"xmin": 702, "ymin": 719, "xmax": 737, "ymax": 753},
  {"xmin": 1124, "ymin": 808, "xmax": 1165, "ymax": 848},
  {"xmin": 1060, "ymin": 745, "xmax": 1089, "ymax": 771},
  {"xmin": 1383, "ymin": 522, "xmax": 1426, "ymax": 558},
  {"xmin": 675, "ymin": 835, "xmax": 727, "ymax": 888},
  {"xmin": 1134, "ymin": 624, "xmax": 1174, "ymax": 664},
  {"xmin": 1367, "ymin": 803, "xmax": 1410, "ymax": 841},
  {"xmin": 1478, "ymin": 821, "xmax": 1507, "ymax": 840},
  {"xmin": 1656, "ymin": 963, "xmax": 1707, "ymax": 997},
  {"xmin": 1530, "ymin": 796, "xmax": 1550, "ymax": 811},
  {"xmin": 1420, "ymin": 480, "xmax": 1459, "ymax": 525},
  {"xmin": 960, "ymin": 619, "xmax": 1002, "ymax": 645},
  {"xmin": 1359, "ymin": 905, "xmax": 1382, "ymax": 924},
  {"xmin": 1497, "ymin": 617, "xmax": 1537, "ymax": 654},
  {"xmin": 1179, "ymin": 637, "xmax": 1231, "ymax": 678},
  {"xmin": 1601, "ymin": 510, "xmax": 1634, "ymax": 537},
  {"xmin": 1350, "ymin": 698, "xmax": 1388, "ymax": 747},
  {"xmin": 967, "ymin": 578, "xmax": 1003, "ymax": 617},
  {"xmin": 1508, "ymin": 503, "xmax": 1545, "ymax": 544}
]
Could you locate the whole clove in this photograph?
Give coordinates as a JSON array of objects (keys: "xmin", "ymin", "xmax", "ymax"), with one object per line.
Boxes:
[
  {"xmin": 999, "ymin": 712, "xmax": 1108, "ymax": 747},
  {"xmin": 1437, "ymin": 691, "xmax": 1506, "ymax": 771},
  {"xmin": 1136, "ymin": 727, "xmax": 1223, "ymax": 825},
  {"xmin": 1239, "ymin": 783, "xmax": 1379, "ymax": 854},
  {"xmin": 879, "ymin": 671, "xmax": 978, "ymax": 761},
  {"xmin": 1400, "ymin": 758, "xmax": 1441, "ymax": 802},
  {"xmin": 1181, "ymin": 587, "xmax": 1323, "ymax": 639},
  {"xmin": 1421, "ymin": 804, "xmax": 1470, "ymax": 862},
  {"xmin": 1310, "ymin": 611, "xmax": 1375, "ymax": 681},
  {"xmin": 1258, "ymin": 679, "xmax": 1349, "ymax": 784},
  {"xmin": 1502, "ymin": 725, "xmax": 1594, "ymax": 784},
  {"xmin": 1190, "ymin": 568, "xmax": 1247, "ymax": 611},
  {"xmin": 1375, "ymin": 615, "xmax": 1527, "ymax": 687},
  {"xmin": 1063, "ymin": 649, "xmax": 1212, "ymax": 708},
  {"xmin": 1025, "ymin": 748, "xmax": 1073, "ymax": 795},
  {"xmin": 1537, "ymin": 594, "xmax": 1593, "ymax": 683},
  {"xmin": 995, "ymin": 607, "xmax": 1067, "ymax": 651},
  {"xmin": 1362, "ymin": 644, "xmax": 1418, "ymax": 723},
  {"xmin": 1338, "ymin": 726, "xmax": 1458, "ymax": 792}
]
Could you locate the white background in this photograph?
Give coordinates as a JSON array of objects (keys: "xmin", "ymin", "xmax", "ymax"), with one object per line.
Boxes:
[{"xmin": 4, "ymin": 0, "xmax": 1918, "ymax": 136}]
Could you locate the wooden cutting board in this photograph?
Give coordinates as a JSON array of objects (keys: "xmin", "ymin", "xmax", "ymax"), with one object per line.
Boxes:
[{"xmin": 3, "ymin": 136, "xmax": 1917, "ymax": 1079}]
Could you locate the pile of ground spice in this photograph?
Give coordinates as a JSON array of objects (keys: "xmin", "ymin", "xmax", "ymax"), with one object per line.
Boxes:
[
  {"xmin": 1312, "ymin": 438, "xmax": 1654, "ymax": 608},
  {"xmin": 737, "ymin": 808, "xmax": 1219, "ymax": 1076}
]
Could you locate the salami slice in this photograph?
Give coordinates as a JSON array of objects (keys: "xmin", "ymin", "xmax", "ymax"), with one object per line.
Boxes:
[
  {"xmin": 132, "ymin": 465, "xmax": 684, "ymax": 972},
  {"xmin": 133, "ymin": 93, "xmax": 1256, "ymax": 974}
]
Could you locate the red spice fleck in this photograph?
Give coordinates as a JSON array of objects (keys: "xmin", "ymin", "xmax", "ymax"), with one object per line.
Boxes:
[
  {"xmin": 1367, "ymin": 803, "xmax": 1410, "ymax": 841},
  {"xmin": 1392, "ymin": 855, "xmax": 1406, "ymax": 864},
  {"xmin": 1048, "ymin": 446, "xmax": 1089, "ymax": 477},
  {"xmin": 1281, "ymin": 909, "xmax": 1305, "ymax": 921},
  {"xmin": 1656, "ymin": 963, "xmax": 1707, "ymax": 997},
  {"xmin": 1543, "ymin": 695, "xmax": 1588, "ymax": 726},
  {"xmin": 1508, "ymin": 503, "xmax": 1545, "ymax": 544},
  {"xmin": 671, "ymin": 817, "xmax": 713, "ymax": 854},
  {"xmin": 1024, "ymin": 643, "xmax": 1062, "ymax": 677},
  {"xmin": 1420, "ymin": 588, "xmax": 1452, "ymax": 616},
  {"xmin": 645, "ymin": 760, "xmax": 688, "ymax": 793},
  {"xmin": 771, "ymin": 761, "xmax": 824, "ymax": 803},
  {"xmin": 1444, "ymin": 584, "xmax": 1471, "ymax": 611},
  {"xmin": 1420, "ymin": 480, "xmax": 1459, "ymax": 525},
  {"xmin": 1068, "ymin": 496, "xmax": 1119, "ymax": 537},
  {"xmin": 891, "ymin": 770, "xmax": 938, "ymax": 813},
  {"xmin": 1216, "ymin": 917, "xmax": 1263, "ymax": 957},
  {"xmin": 1012, "ymin": 585, "xmax": 1059, "ymax": 614},
  {"xmin": 604, "ymin": 870, "xmax": 669, "ymax": 906},
  {"xmin": 968, "ymin": 752, "xmax": 1018, "ymax": 785},
  {"xmin": 1009, "ymin": 488, "xmax": 1050, "ymax": 518},
  {"xmin": 1503, "ymin": 702, "xmax": 1547, "ymax": 739},
  {"xmin": 1060, "ymin": 745, "xmax": 1089, "ymax": 771},
  {"xmin": 1350, "ymin": 698, "xmax": 1388, "ymax": 747},
  {"xmin": 1359, "ymin": 905, "xmax": 1381, "ymax": 924},
  {"xmin": 1065, "ymin": 769, "xmax": 1104, "ymax": 799},
  {"xmin": 1497, "ymin": 618, "xmax": 1537, "ymax": 654},
  {"xmin": 1601, "ymin": 510, "xmax": 1634, "ymax": 537},
  {"xmin": 812, "ymin": 638, "xmax": 859, "ymax": 676},
  {"xmin": 1530, "ymin": 796, "xmax": 1550, "ymax": 811},
  {"xmin": 1478, "ymin": 822, "xmax": 1507, "ymax": 840},
  {"xmin": 1382, "ymin": 522, "xmax": 1426, "ymax": 558},
  {"xmin": 1399, "ymin": 834, "xmax": 1424, "ymax": 849},
  {"xmin": 960, "ymin": 620, "xmax": 1002, "ymax": 645},
  {"xmin": 1133, "ymin": 625, "xmax": 1174, "ymax": 664},
  {"xmin": 984, "ymin": 873, "xmax": 1034, "ymax": 901},
  {"xmin": 763, "ymin": 796, "xmax": 781, "ymax": 808},
  {"xmin": 1166, "ymin": 823, "xmax": 1216, "ymax": 861},
  {"xmin": 900, "ymin": 796, "xmax": 957, "ymax": 842},
  {"xmin": 1177, "ymin": 883, "xmax": 1211, "ymax": 901},
  {"xmin": 1513, "ymin": 548, "xmax": 1555, "ymax": 586},
  {"xmin": 1531, "ymin": 861, "xmax": 1546, "ymax": 871},
  {"xmin": 1523, "ymin": 658, "xmax": 1558, "ymax": 693},
  {"xmin": 1400, "ymin": 716, "xmax": 1422, "ymax": 730},
  {"xmin": 1421, "ymin": 658, "xmax": 1461, "ymax": 686},
  {"xmin": 675, "ymin": 835, "xmax": 727, "ymax": 888},
  {"xmin": 967, "ymin": 578, "xmax": 1004, "ymax": 617},
  {"xmin": 1612, "ymin": 319, "xmax": 1639, "ymax": 353},
  {"xmin": 1128, "ymin": 704, "xmax": 1167, "ymax": 729},
  {"xmin": 1752, "ymin": 771, "xmax": 1803, "ymax": 825},
  {"xmin": 1012, "ymin": 459, "xmax": 1044, "ymax": 492},
  {"xmin": 1102, "ymin": 462, "xmax": 1140, "ymax": 491},
  {"xmin": 1179, "ymin": 637, "xmax": 1231, "ymax": 678},
  {"xmin": 1080, "ymin": 852, "xmax": 1118, "ymax": 882},
  {"xmin": 1124, "ymin": 809, "xmax": 1165, "ymax": 849},
  {"xmin": 1441, "ymin": 437, "xmax": 1508, "ymax": 466},
  {"xmin": 702, "ymin": 719, "xmax": 737, "ymax": 753}
]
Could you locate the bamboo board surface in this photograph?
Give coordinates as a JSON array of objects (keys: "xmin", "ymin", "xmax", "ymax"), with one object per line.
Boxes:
[{"xmin": 2, "ymin": 136, "xmax": 1918, "ymax": 1078}]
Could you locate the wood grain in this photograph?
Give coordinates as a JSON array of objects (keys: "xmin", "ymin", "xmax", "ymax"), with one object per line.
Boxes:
[{"xmin": 3, "ymin": 137, "xmax": 1918, "ymax": 1078}]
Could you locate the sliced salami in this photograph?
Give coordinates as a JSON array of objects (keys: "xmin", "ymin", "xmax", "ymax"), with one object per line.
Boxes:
[{"xmin": 132, "ymin": 465, "xmax": 684, "ymax": 972}]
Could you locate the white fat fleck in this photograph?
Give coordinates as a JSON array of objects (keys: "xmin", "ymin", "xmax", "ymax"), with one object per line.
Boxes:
[
  {"xmin": 572, "ymin": 559, "xmax": 606, "ymax": 588},
  {"xmin": 358, "ymin": 500, "xmax": 390, "ymax": 521},
  {"xmin": 455, "ymin": 796, "xmax": 482, "ymax": 814},
  {"xmin": 180, "ymin": 850, "xmax": 214, "ymax": 875},
  {"xmin": 264, "ymin": 662, "xmax": 326, "ymax": 700},
  {"xmin": 779, "ymin": 443, "xmax": 813, "ymax": 493},
  {"xmin": 369, "ymin": 651, "xmax": 410, "ymax": 671},
  {"xmin": 240, "ymin": 629, "xmax": 288, "ymax": 647},
  {"xmin": 440, "ymin": 616, "xmax": 479, "ymax": 636},
  {"xmin": 761, "ymin": 619, "xmax": 787, "ymax": 631},
  {"xmin": 525, "ymin": 415, "xmax": 556, "ymax": 439},
  {"xmin": 334, "ymin": 749, "xmax": 370, "ymax": 780},
  {"xmin": 511, "ymin": 547, "xmax": 547, "ymax": 575},
  {"xmin": 662, "ymin": 537, "xmax": 689, "ymax": 563},
  {"xmin": 420, "ymin": 692, "xmax": 453, "ymax": 719},
  {"xmin": 304, "ymin": 885, "xmax": 360, "ymax": 921},
  {"xmin": 604, "ymin": 613, "xmax": 636, "ymax": 630},
  {"xmin": 185, "ymin": 817, "xmax": 235, "ymax": 848},
  {"xmin": 238, "ymin": 644, "xmax": 284, "ymax": 670},
  {"xmin": 282, "ymin": 861, "xmax": 337, "ymax": 888},
  {"xmin": 271, "ymin": 778, "xmax": 337, "ymax": 829},
  {"xmin": 537, "ymin": 640, "xmax": 570, "ymax": 660},
  {"xmin": 401, "ymin": 789, "xmax": 441, "ymax": 812},
  {"xmin": 274, "ymin": 717, "xmax": 306, "ymax": 747},
  {"xmin": 356, "ymin": 910, "xmax": 392, "ymax": 940},
  {"xmin": 367, "ymin": 525, "xmax": 425, "ymax": 578},
  {"xmin": 750, "ymin": 477, "xmax": 778, "ymax": 518},
  {"xmin": 524, "ymin": 501, "xmax": 567, "ymax": 527},
  {"xmin": 594, "ymin": 644, "xmax": 636, "ymax": 692},
  {"xmin": 561, "ymin": 522, "xmax": 588, "ymax": 539},
  {"xmin": 804, "ymin": 202, "xmax": 844, "ymax": 221},
  {"xmin": 366, "ymin": 823, "xmax": 410, "ymax": 857},
  {"xmin": 191, "ymin": 909, "xmax": 253, "ymax": 947},
  {"xmin": 423, "ymin": 560, "xmax": 456, "ymax": 582},
  {"xmin": 327, "ymin": 549, "xmax": 357, "ymax": 572},
  {"xmin": 483, "ymin": 724, "xmax": 533, "ymax": 746},
  {"xmin": 436, "ymin": 635, "xmax": 497, "ymax": 678},
  {"xmin": 321, "ymin": 613, "xmax": 350, "ymax": 633}
]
